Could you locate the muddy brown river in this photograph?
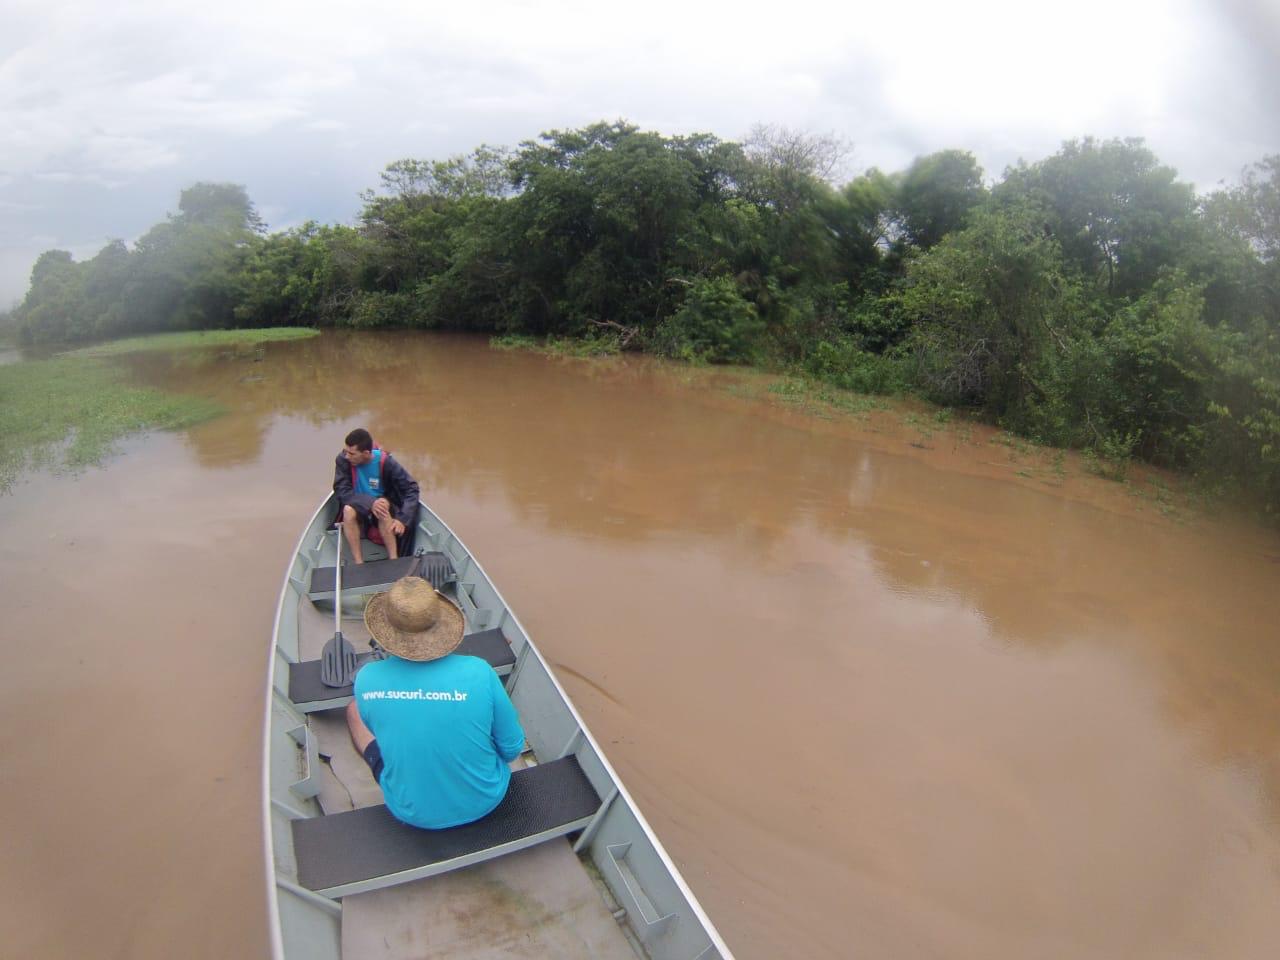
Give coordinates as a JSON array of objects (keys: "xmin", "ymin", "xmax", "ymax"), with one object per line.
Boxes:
[{"xmin": 2, "ymin": 331, "xmax": 1278, "ymax": 959}]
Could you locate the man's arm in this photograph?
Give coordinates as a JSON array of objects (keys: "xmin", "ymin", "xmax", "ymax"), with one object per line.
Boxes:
[
  {"xmin": 352, "ymin": 668, "xmax": 376, "ymax": 733},
  {"xmin": 384, "ymin": 455, "xmax": 420, "ymax": 527},
  {"xmin": 489, "ymin": 669, "xmax": 526, "ymax": 762}
]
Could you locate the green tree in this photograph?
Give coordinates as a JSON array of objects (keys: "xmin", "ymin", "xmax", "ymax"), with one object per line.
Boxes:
[
  {"xmin": 13, "ymin": 250, "xmax": 86, "ymax": 343},
  {"xmin": 835, "ymin": 168, "xmax": 895, "ymax": 289},
  {"xmin": 80, "ymin": 240, "xmax": 132, "ymax": 337},
  {"xmin": 354, "ymin": 149, "xmax": 521, "ymax": 327},
  {"xmin": 1098, "ymin": 277, "xmax": 1222, "ymax": 465},
  {"xmin": 503, "ymin": 122, "xmax": 729, "ymax": 334},
  {"xmin": 1208, "ymin": 155, "xmax": 1280, "ymax": 261},
  {"xmin": 999, "ymin": 137, "xmax": 1196, "ymax": 299},
  {"xmin": 895, "ymin": 199, "xmax": 1088, "ymax": 416},
  {"xmin": 1202, "ymin": 154, "xmax": 1280, "ymax": 330},
  {"xmin": 735, "ymin": 126, "xmax": 847, "ymax": 285},
  {"xmin": 177, "ymin": 182, "xmax": 265, "ymax": 234},
  {"xmin": 655, "ymin": 275, "xmax": 763, "ymax": 362},
  {"xmin": 893, "ymin": 149, "xmax": 986, "ymax": 250}
]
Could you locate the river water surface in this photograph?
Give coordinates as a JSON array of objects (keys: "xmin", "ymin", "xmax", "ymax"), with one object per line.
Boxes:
[{"xmin": 2, "ymin": 331, "xmax": 1278, "ymax": 959}]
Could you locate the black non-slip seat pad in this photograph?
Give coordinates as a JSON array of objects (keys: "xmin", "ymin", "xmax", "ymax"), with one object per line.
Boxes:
[
  {"xmin": 452, "ymin": 628, "xmax": 517, "ymax": 672},
  {"xmin": 288, "ymin": 629, "xmax": 516, "ymax": 704},
  {"xmin": 292, "ymin": 756, "xmax": 600, "ymax": 892},
  {"xmin": 309, "ymin": 555, "xmax": 427, "ymax": 594}
]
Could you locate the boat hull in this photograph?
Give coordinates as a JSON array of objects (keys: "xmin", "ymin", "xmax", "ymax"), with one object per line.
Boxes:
[{"xmin": 263, "ymin": 496, "xmax": 733, "ymax": 959}]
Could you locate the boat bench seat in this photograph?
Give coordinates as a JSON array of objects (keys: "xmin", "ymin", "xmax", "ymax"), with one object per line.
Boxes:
[
  {"xmin": 308, "ymin": 553, "xmax": 452, "ymax": 601},
  {"xmin": 291, "ymin": 755, "xmax": 601, "ymax": 898},
  {"xmin": 288, "ymin": 628, "xmax": 516, "ymax": 711}
]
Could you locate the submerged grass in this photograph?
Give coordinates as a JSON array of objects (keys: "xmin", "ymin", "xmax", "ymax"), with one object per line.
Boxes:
[
  {"xmin": 0, "ymin": 355, "xmax": 223, "ymax": 492},
  {"xmin": 489, "ymin": 332, "xmax": 622, "ymax": 358},
  {"xmin": 764, "ymin": 374, "xmax": 890, "ymax": 419},
  {"xmin": 67, "ymin": 326, "xmax": 318, "ymax": 357}
]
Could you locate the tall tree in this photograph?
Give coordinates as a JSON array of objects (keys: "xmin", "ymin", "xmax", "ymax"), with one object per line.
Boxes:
[
  {"xmin": 14, "ymin": 250, "xmax": 85, "ymax": 343},
  {"xmin": 1203, "ymin": 154, "xmax": 1280, "ymax": 329},
  {"xmin": 893, "ymin": 149, "xmax": 986, "ymax": 249},
  {"xmin": 998, "ymin": 137, "xmax": 1196, "ymax": 299},
  {"xmin": 177, "ymin": 182, "xmax": 265, "ymax": 234},
  {"xmin": 504, "ymin": 122, "xmax": 720, "ymax": 332},
  {"xmin": 1208, "ymin": 155, "xmax": 1280, "ymax": 262},
  {"xmin": 895, "ymin": 199, "xmax": 1087, "ymax": 413}
]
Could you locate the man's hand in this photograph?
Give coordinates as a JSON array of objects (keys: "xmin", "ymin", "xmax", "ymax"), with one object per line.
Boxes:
[
  {"xmin": 372, "ymin": 497, "xmax": 391, "ymax": 521},
  {"xmin": 389, "ymin": 519, "xmax": 405, "ymax": 537}
]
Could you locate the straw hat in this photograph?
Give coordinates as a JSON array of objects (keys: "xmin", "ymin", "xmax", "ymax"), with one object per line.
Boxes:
[{"xmin": 364, "ymin": 576, "xmax": 465, "ymax": 661}]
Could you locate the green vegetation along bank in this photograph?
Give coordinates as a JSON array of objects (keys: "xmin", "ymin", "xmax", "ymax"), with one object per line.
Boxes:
[
  {"xmin": 0, "ymin": 328, "xmax": 317, "ymax": 491},
  {"xmin": 2, "ymin": 124, "xmax": 1277, "ymax": 515},
  {"xmin": 67, "ymin": 326, "xmax": 318, "ymax": 357}
]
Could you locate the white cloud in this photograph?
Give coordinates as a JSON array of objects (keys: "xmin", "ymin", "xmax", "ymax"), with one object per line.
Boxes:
[
  {"xmin": 300, "ymin": 118, "xmax": 348, "ymax": 133},
  {"xmin": 0, "ymin": 0, "xmax": 1275, "ymax": 303}
]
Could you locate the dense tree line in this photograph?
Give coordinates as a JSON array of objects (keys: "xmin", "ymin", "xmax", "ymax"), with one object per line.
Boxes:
[{"xmin": 5, "ymin": 123, "xmax": 1278, "ymax": 513}]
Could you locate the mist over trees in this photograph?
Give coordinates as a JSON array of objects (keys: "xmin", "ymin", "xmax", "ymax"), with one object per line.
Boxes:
[{"xmin": 7, "ymin": 122, "xmax": 1279, "ymax": 513}]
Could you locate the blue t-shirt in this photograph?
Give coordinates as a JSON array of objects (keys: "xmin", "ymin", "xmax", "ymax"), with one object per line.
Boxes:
[
  {"xmin": 354, "ymin": 449, "xmax": 383, "ymax": 498},
  {"xmin": 354, "ymin": 653, "xmax": 526, "ymax": 829}
]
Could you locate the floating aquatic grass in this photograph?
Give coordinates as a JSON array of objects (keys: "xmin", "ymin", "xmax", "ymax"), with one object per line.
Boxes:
[
  {"xmin": 0, "ymin": 355, "xmax": 222, "ymax": 492},
  {"xmin": 67, "ymin": 326, "xmax": 318, "ymax": 357}
]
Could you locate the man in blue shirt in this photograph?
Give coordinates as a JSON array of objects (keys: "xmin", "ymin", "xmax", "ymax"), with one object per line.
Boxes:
[
  {"xmin": 346, "ymin": 576, "xmax": 526, "ymax": 829},
  {"xmin": 333, "ymin": 427, "xmax": 420, "ymax": 563}
]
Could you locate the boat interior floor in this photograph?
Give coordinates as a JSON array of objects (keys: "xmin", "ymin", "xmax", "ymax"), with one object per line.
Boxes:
[
  {"xmin": 341, "ymin": 840, "xmax": 640, "ymax": 960},
  {"xmin": 293, "ymin": 544, "xmax": 643, "ymax": 959},
  {"xmin": 297, "ymin": 583, "xmax": 379, "ymax": 666}
]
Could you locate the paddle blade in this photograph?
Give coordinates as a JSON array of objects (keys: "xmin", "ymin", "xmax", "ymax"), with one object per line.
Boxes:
[
  {"xmin": 421, "ymin": 553, "xmax": 456, "ymax": 590},
  {"xmin": 320, "ymin": 633, "xmax": 359, "ymax": 688}
]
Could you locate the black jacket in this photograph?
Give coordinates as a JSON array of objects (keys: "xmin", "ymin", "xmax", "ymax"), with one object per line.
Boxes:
[{"xmin": 332, "ymin": 449, "xmax": 420, "ymax": 555}]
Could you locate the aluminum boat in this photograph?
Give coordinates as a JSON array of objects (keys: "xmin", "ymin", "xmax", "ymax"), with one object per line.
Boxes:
[{"xmin": 263, "ymin": 495, "xmax": 734, "ymax": 959}]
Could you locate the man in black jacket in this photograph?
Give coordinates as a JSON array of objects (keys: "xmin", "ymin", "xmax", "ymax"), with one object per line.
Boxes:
[{"xmin": 333, "ymin": 427, "xmax": 419, "ymax": 562}]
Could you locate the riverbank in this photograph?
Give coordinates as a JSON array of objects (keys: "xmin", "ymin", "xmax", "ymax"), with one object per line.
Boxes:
[
  {"xmin": 719, "ymin": 371, "xmax": 1222, "ymax": 526},
  {"xmin": 0, "ymin": 327, "xmax": 317, "ymax": 491},
  {"xmin": 491, "ymin": 334, "xmax": 1231, "ymax": 532}
]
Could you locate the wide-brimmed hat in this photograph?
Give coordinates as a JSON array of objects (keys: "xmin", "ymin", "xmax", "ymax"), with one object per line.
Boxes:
[{"xmin": 364, "ymin": 576, "xmax": 465, "ymax": 661}]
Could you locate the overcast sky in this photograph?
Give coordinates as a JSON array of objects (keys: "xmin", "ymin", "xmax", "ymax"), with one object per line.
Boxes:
[{"xmin": 2, "ymin": 0, "xmax": 1278, "ymax": 306}]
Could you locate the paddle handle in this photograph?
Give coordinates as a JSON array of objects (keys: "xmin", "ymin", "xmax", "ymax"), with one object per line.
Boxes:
[{"xmin": 333, "ymin": 524, "xmax": 344, "ymax": 635}]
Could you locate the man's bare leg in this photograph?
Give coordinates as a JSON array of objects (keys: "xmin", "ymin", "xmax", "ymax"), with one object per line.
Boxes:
[
  {"xmin": 346, "ymin": 700, "xmax": 374, "ymax": 753},
  {"xmin": 376, "ymin": 514, "xmax": 399, "ymax": 559},
  {"xmin": 340, "ymin": 506, "xmax": 365, "ymax": 563},
  {"xmin": 371, "ymin": 497, "xmax": 399, "ymax": 559}
]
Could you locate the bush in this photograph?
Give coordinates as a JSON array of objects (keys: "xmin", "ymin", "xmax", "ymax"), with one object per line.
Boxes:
[
  {"xmin": 346, "ymin": 291, "xmax": 428, "ymax": 328},
  {"xmin": 1100, "ymin": 277, "xmax": 1219, "ymax": 467},
  {"xmin": 842, "ymin": 295, "xmax": 908, "ymax": 352},
  {"xmin": 655, "ymin": 276, "xmax": 763, "ymax": 363},
  {"xmin": 895, "ymin": 201, "xmax": 1087, "ymax": 411},
  {"xmin": 806, "ymin": 336, "xmax": 909, "ymax": 394},
  {"xmin": 1202, "ymin": 319, "xmax": 1280, "ymax": 514},
  {"xmin": 489, "ymin": 333, "xmax": 539, "ymax": 350}
]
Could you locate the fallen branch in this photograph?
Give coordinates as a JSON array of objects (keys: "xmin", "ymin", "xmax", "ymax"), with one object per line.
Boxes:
[{"xmin": 588, "ymin": 318, "xmax": 640, "ymax": 348}]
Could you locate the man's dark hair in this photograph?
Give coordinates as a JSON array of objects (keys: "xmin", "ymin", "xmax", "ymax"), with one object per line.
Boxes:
[{"xmin": 344, "ymin": 428, "xmax": 373, "ymax": 452}]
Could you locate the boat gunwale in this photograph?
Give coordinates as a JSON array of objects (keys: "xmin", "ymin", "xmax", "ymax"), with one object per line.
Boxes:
[
  {"xmin": 263, "ymin": 494, "xmax": 330, "ymax": 960},
  {"xmin": 417, "ymin": 500, "xmax": 733, "ymax": 958}
]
